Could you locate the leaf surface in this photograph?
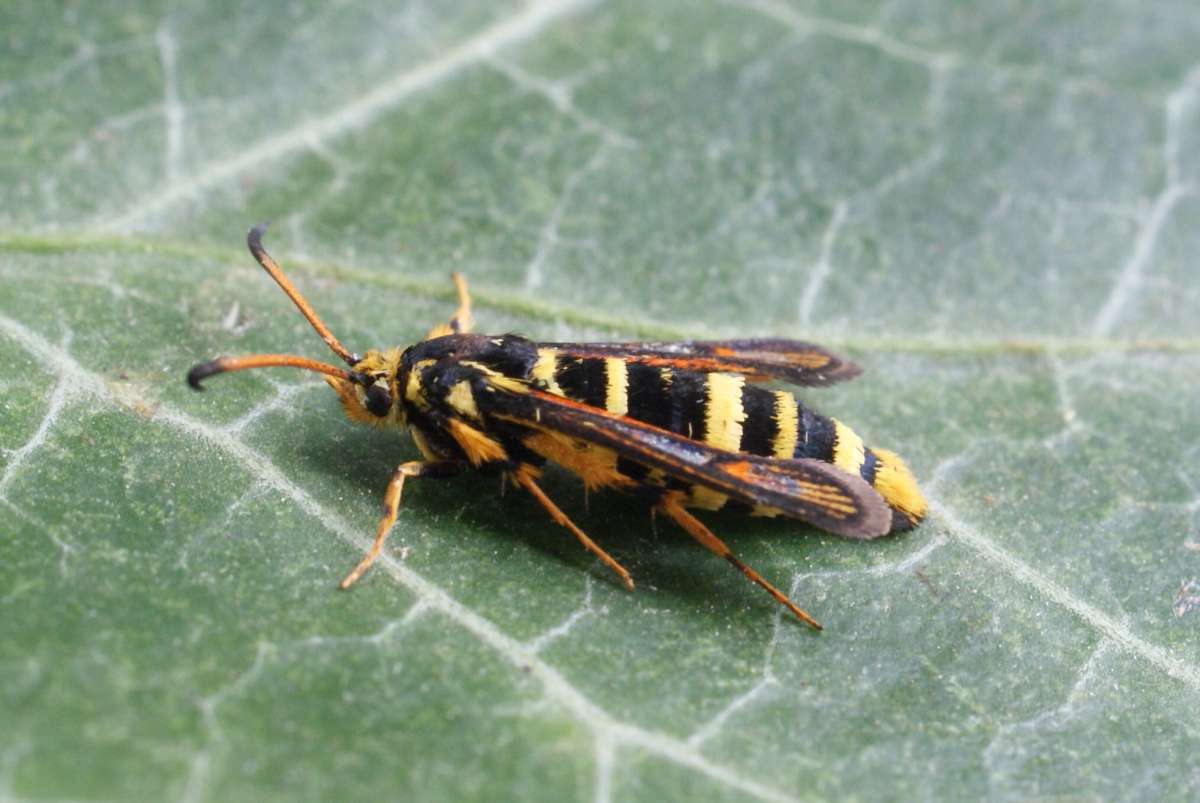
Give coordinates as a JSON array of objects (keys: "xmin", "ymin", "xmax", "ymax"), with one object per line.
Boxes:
[{"xmin": 3, "ymin": 1, "xmax": 1199, "ymax": 801}]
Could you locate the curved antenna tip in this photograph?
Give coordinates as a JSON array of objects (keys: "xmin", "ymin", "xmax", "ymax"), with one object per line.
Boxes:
[
  {"xmin": 187, "ymin": 359, "xmax": 222, "ymax": 390},
  {"xmin": 247, "ymin": 222, "xmax": 270, "ymax": 254},
  {"xmin": 184, "ymin": 353, "xmax": 355, "ymax": 389}
]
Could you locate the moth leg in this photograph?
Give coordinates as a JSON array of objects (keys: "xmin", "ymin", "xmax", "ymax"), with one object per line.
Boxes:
[
  {"xmin": 424, "ymin": 272, "xmax": 474, "ymax": 339},
  {"xmin": 339, "ymin": 460, "xmax": 465, "ymax": 589},
  {"xmin": 513, "ymin": 469, "xmax": 635, "ymax": 591},
  {"xmin": 658, "ymin": 494, "xmax": 822, "ymax": 630}
]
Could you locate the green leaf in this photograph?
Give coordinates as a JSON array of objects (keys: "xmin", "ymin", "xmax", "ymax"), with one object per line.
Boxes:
[{"xmin": 3, "ymin": 1, "xmax": 1199, "ymax": 800}]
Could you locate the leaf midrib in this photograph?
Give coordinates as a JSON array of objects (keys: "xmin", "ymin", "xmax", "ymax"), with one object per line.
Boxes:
[{"xmin": 6, "ymin": 230, "xmax": 1200, "ymax": 354}]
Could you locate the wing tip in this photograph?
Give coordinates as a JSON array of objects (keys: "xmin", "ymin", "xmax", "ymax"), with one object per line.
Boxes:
[
  {"xmin": 804, "ymin": 358, "xmax": 862, "ymax": 387},
  {"xmin": 828, "ymin": 483, "xmax": 893, "ymax": 540}
]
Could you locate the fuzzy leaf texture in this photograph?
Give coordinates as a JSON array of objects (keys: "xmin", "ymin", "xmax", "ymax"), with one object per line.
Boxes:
[{"xmin": 2, "ymin": 1, "xmax": 1199, "ymax": 801}]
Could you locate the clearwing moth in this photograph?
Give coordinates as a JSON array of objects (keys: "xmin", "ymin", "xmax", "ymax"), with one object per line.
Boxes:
[{"xmin": 188, "ymin": 226, "xmax": 926, "ymax": 629}]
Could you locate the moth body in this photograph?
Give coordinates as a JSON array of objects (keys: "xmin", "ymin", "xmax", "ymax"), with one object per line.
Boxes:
[{"xmin": 188, "ymin": 226, "xmax": 927, "ymax": 629}]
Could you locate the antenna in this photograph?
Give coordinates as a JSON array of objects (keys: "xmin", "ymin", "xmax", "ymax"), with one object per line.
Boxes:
[
  {"xmin": 186, "ymin": 225, "xmax": 365, "ymax": 390},
  {"xmin": 188, "ymin": 354, "xmax": 360, "ymax": 390},
  {"xmin": 246, "ymin": 223, "xmax": 357, "ymax": 366}
]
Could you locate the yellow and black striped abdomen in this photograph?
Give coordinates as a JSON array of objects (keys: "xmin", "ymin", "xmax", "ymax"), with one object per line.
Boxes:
[
  {"xmin": 531, "ymin": 348, "xmax": 925, "ymax": 532},
  {"xmin": 675, "ymin": 377, "xmax": 925, "ymax": 531},
  {"xmin": 755, "ymin": 386, "xmax": 926, "ymax": 532}
]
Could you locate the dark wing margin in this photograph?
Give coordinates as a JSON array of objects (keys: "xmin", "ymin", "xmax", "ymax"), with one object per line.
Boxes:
[
  {"xmin": 481, "ymin": 380, "xmax": 891, "ymax": 539},
  {"xmin": 541, "ymin": 339, "xmax": 861, "ymax": 387}
]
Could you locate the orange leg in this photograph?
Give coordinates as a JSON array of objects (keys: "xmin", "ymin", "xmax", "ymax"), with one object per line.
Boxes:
[
  {"xmin": 424, "ymin": 272, "xmax": 474, "ymax": 339},
  {"xmin": 513, "ymin": 470, "xmax": 635, "ymax": 591},
  {"xmin": 657, "ymin": 495, "xmax": 822, "ymax": 630},
  {"xmin": 339, "ymin": 460, "xmax": 464, "ymax": 589}
]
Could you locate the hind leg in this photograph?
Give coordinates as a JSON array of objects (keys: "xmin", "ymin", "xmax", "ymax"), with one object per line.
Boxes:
[
  {"xmin": 657, "ymin": 494, "xmax": 821, "ymax": 630},
  {"xmin": 513, "ymin": 468, "xmax": 634, "ymax": 591}
]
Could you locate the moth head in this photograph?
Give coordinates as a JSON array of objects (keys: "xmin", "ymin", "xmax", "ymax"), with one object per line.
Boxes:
[{"xmin": 324, "ymin": 349, "xmax": 405, "ymax": 427}]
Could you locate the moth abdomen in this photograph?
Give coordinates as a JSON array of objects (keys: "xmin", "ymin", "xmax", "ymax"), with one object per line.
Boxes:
[{"xmin": 528, "ymin": 348, "xmax": 925, "ymax": 531}]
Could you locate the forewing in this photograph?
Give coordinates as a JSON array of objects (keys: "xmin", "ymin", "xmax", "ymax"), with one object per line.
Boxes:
[
  {"xmin": 481, "ymin": 380, "xmax": 890, "ymax": 538},
  {"xmin": 541, "ymin": 339, "xmax": 860, "ymax": 387}
]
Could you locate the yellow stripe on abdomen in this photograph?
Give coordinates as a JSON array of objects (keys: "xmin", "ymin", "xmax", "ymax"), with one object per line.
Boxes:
[
  {"xmin": 831, "ymin": 418, "xmax": 866, "ymax": 476},
  {"xmin": 604, "ymin": 357, "xmax": 628, "ymax": 416},
  {"xmin": 688, "ymin": 373, "xmax": 747, "ymax": 511},
  {"xmin": 704, "ymin": 373, "xmax": 746, "ymax": 452},
  {"xmin": 532, "ymin": 348, "xmax": 563, "ymax": 395},
  {"xmin": 771, "ymin": 391, "xmax": 799, "ymax": 459}
]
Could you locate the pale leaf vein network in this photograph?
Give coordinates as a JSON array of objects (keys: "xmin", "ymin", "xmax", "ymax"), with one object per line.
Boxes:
[{"xmin": 101, "ymin": 0, "xmax": 598, "ymax": 231}]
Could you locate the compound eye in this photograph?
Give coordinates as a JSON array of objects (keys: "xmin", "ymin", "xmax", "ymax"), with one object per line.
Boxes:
[{"xmin": 364, "ymin": 383, "xmax": 392, "ymax": 417}]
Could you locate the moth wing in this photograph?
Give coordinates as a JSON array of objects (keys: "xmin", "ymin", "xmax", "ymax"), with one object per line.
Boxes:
[
  {"xmin": 481, "ymin": 380, "xmax": 890, "ymax": 538},
  {"xmin": 541, "ymin": 339, "xmax": 860, "ymax": 387}
]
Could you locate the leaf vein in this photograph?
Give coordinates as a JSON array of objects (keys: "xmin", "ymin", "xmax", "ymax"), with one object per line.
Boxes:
[
  {"xmin": 929, "ymin": 498, "xmax": 1200, "ymax": 692},
  {"xmin": 99, "ymin": 0, "xmax": 599, "ymax": 231}
]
